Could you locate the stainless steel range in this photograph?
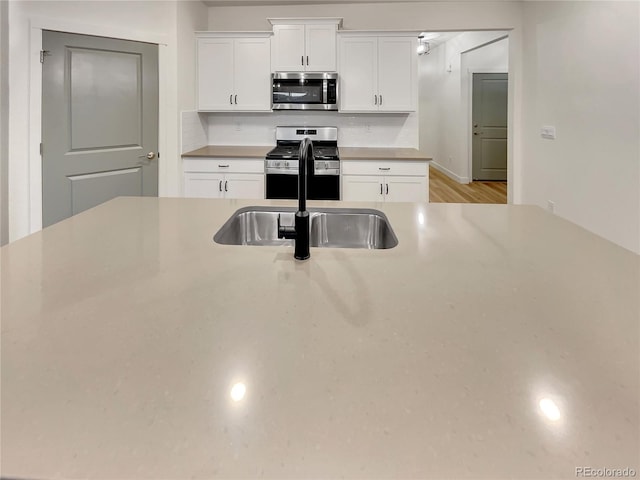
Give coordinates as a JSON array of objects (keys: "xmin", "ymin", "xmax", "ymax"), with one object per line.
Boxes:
[{"xmin": 265, "ymin": 126, "xmax": 340, "ymax": 200}]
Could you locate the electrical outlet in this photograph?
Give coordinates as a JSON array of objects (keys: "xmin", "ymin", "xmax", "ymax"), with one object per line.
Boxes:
[
  {"xmin": 541, "ymin": 126, "xmax": 556, "ymax": 139},
  {"xmin": 547, "ymin": 200, "xmax": 555, "ymax": 213}
]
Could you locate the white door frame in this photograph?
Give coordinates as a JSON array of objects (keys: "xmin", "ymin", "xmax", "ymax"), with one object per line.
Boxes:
[
  {"xmin": 27, "ymin": 16, "xmax": 168, "ymax": 233},
  {"xmin": 465, "ymin": 68, "xmax": 508, "ymax": 187}
]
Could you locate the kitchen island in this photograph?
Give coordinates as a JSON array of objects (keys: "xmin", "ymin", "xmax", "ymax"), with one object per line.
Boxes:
[{"xmin": 1, "ymin": 197, "xmax": 638, "ymax": 479}]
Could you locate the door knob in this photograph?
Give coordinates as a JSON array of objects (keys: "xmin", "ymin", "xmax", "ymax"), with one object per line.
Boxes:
[{"xmin": 138, "ymin": 152, "xmax": 156, "ymax": 160}]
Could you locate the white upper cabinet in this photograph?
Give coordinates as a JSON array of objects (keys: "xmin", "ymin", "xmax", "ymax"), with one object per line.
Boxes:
[
  {"xmin": 197, "ymin": 37, "xmax": 235, "ymax": 111},
  {"xmin": 271, "ymin": 24, "xmax": 305, "ymax": 71},
  {"xmin": 196, "ymin": 33, "xmax": 272, "ymax": 112},
  {"xmin": 338, "ymin": 36, "xmax": 378, "ymax": 112},
  {"xmin": 269, "ymin": 18, "xmax": 341, "ymax": 72},
  {"xmin": 338, "ymin": 33, "xmax": 417, "ymax": 113},
  {"xmin": 304, "ymin": 24, "xmax": 338, "ymax": 71},
  {"xmin": 233, "ymin": 37, "xmax": 272, "ymax": 111}
]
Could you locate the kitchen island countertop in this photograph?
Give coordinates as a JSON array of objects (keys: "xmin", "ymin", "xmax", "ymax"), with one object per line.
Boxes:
[{"xmin": 1, "ymin": 197, "xmax": 638, "ymax": 479}]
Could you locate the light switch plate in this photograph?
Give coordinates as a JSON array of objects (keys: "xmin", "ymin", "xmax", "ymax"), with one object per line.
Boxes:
[{"xmin": 541, "ymin": 126, "xmax": 556, "ymax": 139}]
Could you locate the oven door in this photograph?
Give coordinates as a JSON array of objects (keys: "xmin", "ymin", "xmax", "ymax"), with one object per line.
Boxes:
[
  {"xmin": 308, "ymin": 169, "xmax": 340, "ymax": 200},
  {"xmin": 267, "ymin": 172, "xmax": 339, "ymax": 200},
  {"xmin": 266, "ymin": 172, "xmax": 298, "ymax": 199}
]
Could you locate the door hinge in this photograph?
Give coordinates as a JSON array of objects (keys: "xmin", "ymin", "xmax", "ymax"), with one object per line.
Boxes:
[{"xmin": 40, "ymin": 50, "xmax": 51, "ymax": 63}]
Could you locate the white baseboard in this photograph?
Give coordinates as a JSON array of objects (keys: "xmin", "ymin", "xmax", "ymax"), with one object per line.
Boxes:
[{"xmin": 430, "ymin": 162, "xmax": 470, "ymax": 184}]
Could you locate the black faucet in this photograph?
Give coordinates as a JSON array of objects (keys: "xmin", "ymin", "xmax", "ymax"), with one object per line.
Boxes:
[{"xmin": 277, "ymin": 138, "xmax": 312, "ymax": 260}]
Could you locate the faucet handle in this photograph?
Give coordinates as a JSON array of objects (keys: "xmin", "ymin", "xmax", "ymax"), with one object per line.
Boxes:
[{"xmin": 277, "ymin": 213, "xmax": 297, "ymax": 239}]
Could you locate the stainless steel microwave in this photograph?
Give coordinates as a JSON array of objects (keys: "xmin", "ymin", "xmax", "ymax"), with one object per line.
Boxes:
[{"xmin": 272, "ymin": 72, "xmax": 338, "ymax": 111}]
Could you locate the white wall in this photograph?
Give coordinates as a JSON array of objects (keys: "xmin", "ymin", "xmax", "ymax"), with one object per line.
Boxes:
[
  {"xmin": 176, "ymin": 1, "xmax": 209, "ymax": 194},
  {"xmin": 203, "ymin": 112, "xmax": 417, "ymax": 148},
  {"xmin": 6, "ymin": 0, "xmax": 203, "ymax": 242},
  {"xmin": 419, "ymin": 33, "xmax": 508, "ymax": 183},
  {"xmin": 521, "ymin": 1, "xmax": 640, "ymax": 254},
  {"xmin": 1, "ymin": 0, "xmax": 9, "ymax": 245},
  {"xmin": 177, "ymin": 2, "xmax": 208, "ymax": 113},
  {"xmin": 207, "ymin": 1, "xmax": 523, "ymax": 31}
]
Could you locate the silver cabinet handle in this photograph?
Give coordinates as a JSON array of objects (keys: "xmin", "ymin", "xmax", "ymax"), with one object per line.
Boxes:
[
  {"xmin": 138, "ymin": 152, "xmax": 156, "ymax": 160},
  {"xmin": 224, "ymin": 180, "xmax": 228, "ymax": 192},
  {"xmin": 301, "ymin": 55, "xmax": 304, "ymax": 66},
  {"xmin": 380, "ymin": 183, "xmax": 383, "ymax": 195},
  {"xmin": 218, "ymin": 164, "xmax": 229, "ymax": 168},
  {"xmin": 306, "ymin": 55, "xmax": 309, "ymax": 66},
  {"xmin": 386, "ymin": 183, "xmax": 389, "ymax": 195},
  {"xmin": 380, "ymin": 94, "xmax": 383, "ymax": 105},
  {"xmin": 379, "ymin": 167, "xmax": 390, "ymax": 171},
  {"xmin": 229, "ymin": 94, "xmax": 233, "ymax": 105},
  {"xmin": 374, "ymin": 95, "xmax": 378, "ymax": 105},
  {"xmin": 234, "ymin": 94, "xmax": 237, "ymax": 105},
  {"xmin": 219, "ymin": 180, "xmax": 222, "ymax": 192}
]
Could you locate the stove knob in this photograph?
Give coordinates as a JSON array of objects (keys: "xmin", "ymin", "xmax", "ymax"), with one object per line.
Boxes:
[{"xmin": 285, "ymin": 161, "xmax": 289, "ymax": 168}]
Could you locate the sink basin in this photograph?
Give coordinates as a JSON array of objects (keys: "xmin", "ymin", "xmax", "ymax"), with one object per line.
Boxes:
[{"xmin": 214, "ymin": 206, "xmax": 398, "ymax": 249}]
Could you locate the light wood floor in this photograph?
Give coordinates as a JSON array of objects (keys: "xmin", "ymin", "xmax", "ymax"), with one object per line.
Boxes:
[{"xmin": 429, "ymin": 167, "xmax": 507, "ymax": 204}]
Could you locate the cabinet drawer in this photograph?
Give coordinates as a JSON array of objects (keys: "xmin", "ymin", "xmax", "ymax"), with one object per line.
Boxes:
[
  {"xmin": 183, "ymin": 157, "xmax": 264, "ymax": 174},
  {"xmin": 341, "ymin": 160, "xmax": 427, "ymax": 176}
]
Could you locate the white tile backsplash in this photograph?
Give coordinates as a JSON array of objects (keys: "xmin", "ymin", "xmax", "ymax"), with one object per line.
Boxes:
[
  {"xmin": 181, "ymin": 111, "xmax": 208, "ymax": 153},
  {"xmin": 201, "ymin": 111, "xmax": 418, "ymax": 148}
]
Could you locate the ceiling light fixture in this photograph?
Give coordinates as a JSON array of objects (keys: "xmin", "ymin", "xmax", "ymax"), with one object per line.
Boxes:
[{"xmin": 417, "ymin": 35, "xmax": 431, "ymax": 56}]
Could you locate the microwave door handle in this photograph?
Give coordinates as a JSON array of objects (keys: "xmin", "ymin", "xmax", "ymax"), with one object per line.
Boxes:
[{"xmin": 323, "ymin": 80, "xmax": 328, "ymax": 104}]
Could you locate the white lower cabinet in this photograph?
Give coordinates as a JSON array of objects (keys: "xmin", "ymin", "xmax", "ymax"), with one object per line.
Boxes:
[
  {"xmin": 341, "ymin": 160, "xmax": 428, "ymax": 202},
  {"xmin": 183, "ymin": 158, "xmax": 264, "ymax": 199}
]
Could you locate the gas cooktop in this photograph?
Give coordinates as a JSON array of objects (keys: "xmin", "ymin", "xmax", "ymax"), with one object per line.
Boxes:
[
  {"xmin": 266, "ymin": 145, "xmax": 339, "ymax": 160},
  {"xmin": 266, "ymin": 126, "xmax": 340, "ymax": 161}
]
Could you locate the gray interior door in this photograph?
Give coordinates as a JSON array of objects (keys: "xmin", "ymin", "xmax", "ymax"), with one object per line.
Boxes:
[
  {"xmin": 42, "ymin": 30, "xmax": 158, "ymax": 227},
  {"xmin": 472, "ymin": 73, "xmax": 507, "ymax": 181}
]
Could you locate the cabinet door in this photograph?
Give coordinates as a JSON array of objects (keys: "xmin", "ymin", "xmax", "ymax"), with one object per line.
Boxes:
[
  {"xmin": 377, "ymin": 37, "xmax": 417, "ymax": 112},
  {"xmin": 305, "ymin": 24, "xmax": 337, "ymax": 71},
  {"xmin": 224, "ymin": 173, "xmax": 264, "ymax": 199},
  {"xmin": 197, "ymin": 38, "xmax": 235, "ymax": 111},
  {"xmin": 234, "ymin": 38, "xmax": 272, "ymax": 111},
  {"xmin": 384, "ymin": 175, "xmax": 427, "ymax": 203},
  {"xmin": 272, "ymin": 25, "xmax": 305, "ymax": 72},
  {"xmin": 338, "ymin": 36, "xmax": 378, "ymax": 112},
  {"xmin": 342, "ymin": 175, "xmax": 384, "ymax": 202},
  {"xmin": 184, "ymin": 173, "xmax": 225, "ymax": 198}
]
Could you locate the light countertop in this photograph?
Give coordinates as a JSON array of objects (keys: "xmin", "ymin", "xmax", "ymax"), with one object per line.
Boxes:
[
  {"xmin": 339, "ymin": 147, "xmax": 431, "ymax": 161},
  {"xmin": 182, "ymin": 145, "xmax": 272, "ymax": 158},
  {"xmin": 1, "ymin": 198, "xmax": 638, "ymax": 479},
  {"xmin": 181, "ymin": 145, "xmax": 432, "ymax": 161}
]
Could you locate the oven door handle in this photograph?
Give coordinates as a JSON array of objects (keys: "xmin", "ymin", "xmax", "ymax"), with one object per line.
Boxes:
[{"xmin": 265, "ymin": 168, "xmax": 299, "ymax": 175}]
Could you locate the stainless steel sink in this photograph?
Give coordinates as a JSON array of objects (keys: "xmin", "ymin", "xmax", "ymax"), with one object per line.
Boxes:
[{"xmin": 214, "ymin": 206, "xmax": 398, "ymax": 249}]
